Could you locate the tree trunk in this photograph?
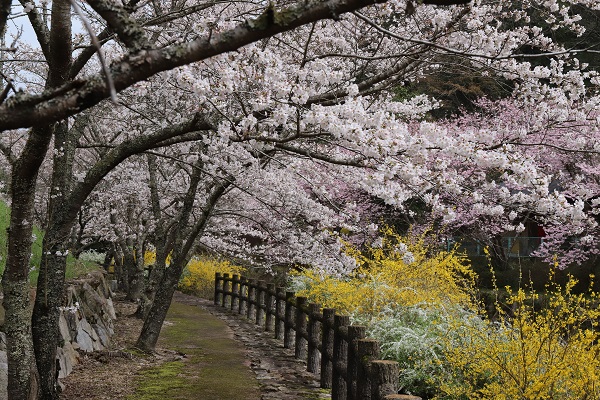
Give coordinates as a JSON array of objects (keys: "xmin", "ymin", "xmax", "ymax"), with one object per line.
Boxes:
[
  {"xmin": 126, "ymin": 240, "xmax": 146, "ymax": 302},
  {"xmin": 3, "ymin": 125, "xmax": 53, "ymax": 400},
  {"xmin": 135, "ymin": 262, "xmax": 185, "ymax": 351},
  {"xmin": 31, "ymin": 118, "xmax": 78, "ymax": 399},
  {"xmin": 102, "ymin": 247, "xmax": 114, "ymax": 271},
  {"xmin": 134, "ymin": 258, "xmax": 165, "ymax": 319},
  {"xmin": 113, "ymin": 246, "xmax": 128, "ymax": 292},
  {"xmin": 136, "ymin": 156, "xmax": 229, "ymax": 351},
  {"xmin": 30, "ymin": 114, "xmax": 78, "ymax": 400},
  {"xmin": 127, "ymin": 263, "xmax": 145, "ymax": 302},
  {"xmin": 28, "ymin": 1, "xmax": 73, "ymax": 396},
  {"xmin": 31, "ymin": 251, "xmax": 68, "ymax": 400},
  {"xmin": 2, "ymin": 279, "xmax": 39, "ymax": 400},
  {"xmin": 123, "ymin": 248, "xmax": 140, "ymax": 301}
]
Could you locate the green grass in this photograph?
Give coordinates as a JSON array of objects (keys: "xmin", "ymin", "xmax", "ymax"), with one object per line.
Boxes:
[
  {"xmin": 127, "ymin": 301, "xmax": 260, "ymax": 400},
  {"xmin": 130, "ymin": 361, "xmax": 188, "ymax": 399},
  {"xmin": 0, "ymin": 200, "xmax": 45, "ymax": 283},
  {"xmin": 0, "ymin": 200, "xmax": 101, "ymax": 285}
]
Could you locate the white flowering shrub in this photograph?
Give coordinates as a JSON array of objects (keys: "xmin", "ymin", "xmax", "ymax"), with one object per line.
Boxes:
[
  {"xmin": 354, "ymin": 304, "xmax": 484, "ymax": 398},
  {"xmin": 78, "ymin": 250, "xmax": 106, "ymax": 264}
]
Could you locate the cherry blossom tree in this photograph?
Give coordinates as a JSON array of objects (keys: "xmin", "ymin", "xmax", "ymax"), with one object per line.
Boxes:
[
  {"xmin": 2, "ymin": 0, "xmax": 438, "ymax": 397},
  {"xmin": 2, "ymin": 1, "xmax": 600, "ymax": 400},
  {"xmin": 431, "ymin": 99, "xmax": 600, "ymax": 268}
]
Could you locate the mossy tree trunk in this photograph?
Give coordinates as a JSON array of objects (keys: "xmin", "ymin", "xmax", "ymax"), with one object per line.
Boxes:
[
  {"xmin": 32, "ymin": 115, "xmax": 80, "ymax": 400},
  {"xmin": 136, "ymin": 156, "xmax": 230, "ymax": 351},
  {"xmin": 134, "ymin": 155, "xmax": 169, "ymax": 318},
  {"xmin": 2, "ymin": 125, "xmax": 53, "ymax": 400},
  {"xmin": 28, "ymin": 117, "xmax": 212, "ymax": 398}
]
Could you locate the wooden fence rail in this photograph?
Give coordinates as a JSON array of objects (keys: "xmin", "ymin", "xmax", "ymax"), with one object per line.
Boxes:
[{"xmin": 214, "ymin": 272, "xmax": 422, "ymax": 400}]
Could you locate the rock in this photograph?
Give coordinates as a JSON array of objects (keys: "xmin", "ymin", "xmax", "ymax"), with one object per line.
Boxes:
[
  {"xmin": 65, "ymin": 309, "xmax": 79, "ymax": 340},
  {"xmin": 0, "ymin": 272, "xmax": 117, "ymax": 384},
  {"xmin": 57, "ymin": 340, "xmax": 81, "ymax": 378},
  {"xmin": 75, "ymin": 324, "xmax": 94, "ymax": 353},
  {"xmin": 62, "ymin": 341, "xmax": 80, "ymax": 367},
  {"xmin": 56, "ymin": 347, "xmax": 72, "ymax": 379},
  {"xmin": 59, "ymin": 310, "xmax": 72, "ymax": 342},
  {"xmin": 93, "ymin": 323, "xmax": 110, "ymax": 348},
  {"xmin": 80, "ymin": 317, "xmax": 103, "ymax": 351},
  {"xmin": 0, "ymin": 350, "xmax": 7, "ymax": 400},
  {"xmin": 106, "ymin": 297, "xmax": 117, "ymax": 321}
]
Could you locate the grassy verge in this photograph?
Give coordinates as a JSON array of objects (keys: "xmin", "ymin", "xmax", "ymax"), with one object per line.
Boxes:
[
  {"xmin": 128, "ymin": 299, "xmax": 260, "ymax": 400},
  {"xmin": 0, "ymin": 200, "xmax": 102, "ymax": 284}
]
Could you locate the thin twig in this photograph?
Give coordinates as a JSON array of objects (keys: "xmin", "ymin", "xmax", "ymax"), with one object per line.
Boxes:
[
  {"xmin": 0, "ymin": 71, "xmax": 15, "ymax": 104},
  {"xmin": 69, "ymin": 0, "xmax": 118, "ymax": 103}
]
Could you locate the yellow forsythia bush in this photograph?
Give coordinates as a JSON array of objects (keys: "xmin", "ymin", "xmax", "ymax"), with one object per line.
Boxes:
[
  {"xmin": 289, "ymin": 229, "xmax": 478, "ymax": 396},
  {"xmin": 289, "ymin": 228, "xmax": 476, "ymax": 317},
  {"xmin": 289, "ymin": 230, "xmax": 600, "ymax": 399},
  {"xmin": 179, "ymin": 256, "xmax": 245, "ymax": 299},
  {"xmin": 440, "ymin": 274, "xmax": 600, "ymax": 400},
  {"xmin": 144, "ymin": 249, "xmax": 157, "ymax": 266}
]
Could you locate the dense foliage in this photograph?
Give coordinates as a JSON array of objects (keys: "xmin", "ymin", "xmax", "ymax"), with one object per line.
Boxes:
[{"xmin": 290, "ymin": 232, "xmax": 600, "ymax": 398}]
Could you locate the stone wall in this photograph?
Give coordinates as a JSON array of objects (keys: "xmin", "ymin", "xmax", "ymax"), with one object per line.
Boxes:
[{"xmin": 0, "ymin": 271, "xmax": 117, "ymax": 397}]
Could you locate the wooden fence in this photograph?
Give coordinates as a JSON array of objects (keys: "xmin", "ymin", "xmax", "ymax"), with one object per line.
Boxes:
[{"xmin": 214, "ymin": 273, "xmax": 421, "ymax": 400}]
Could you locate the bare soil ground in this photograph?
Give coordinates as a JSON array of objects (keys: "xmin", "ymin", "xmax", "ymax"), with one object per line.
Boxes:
[{"xmin": 60, "ymin": 297, "xmax": 159, "ymax": 400}]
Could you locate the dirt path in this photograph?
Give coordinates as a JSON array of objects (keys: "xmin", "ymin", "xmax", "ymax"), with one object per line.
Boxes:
[
  {"xmin": 61, "ymin": 293, "xmax": 330, "ymax": 400},
  {"xmin": 175, "ymin": 292, "xmax": 331, "ymax": 400}
]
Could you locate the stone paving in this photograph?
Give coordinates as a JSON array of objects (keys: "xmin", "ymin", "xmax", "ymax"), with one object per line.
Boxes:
[{"xmin": 174, "ymin": 293, "xmax": 331, "ymax": 400}]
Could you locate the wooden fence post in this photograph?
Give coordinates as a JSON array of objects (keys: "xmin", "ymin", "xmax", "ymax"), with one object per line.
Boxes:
[
  {"xmin": 347, "ymin": 325, "xmax": 366, "ymax": 400},
  {"xmin": 231, "ymin": 274, "xmax": 240, "ymax": 311},
  {"xmin": 256, "ymin": 280, "xmax": 266, "ymax": 327},
  {"xmin": 238, "ymin": 276, "xmax": 246, "ymax": 314},
  {"xmin": 332, "ymin": 314, "xmax": 350, "ymax": 400},
  {"xmin": 265, "ymin": 283, "xmax": 275, "ymax": 332},
  {"xmin": 357, "ymin": 339, "xmax": 380, "ymax": 400},
  {"xmin": 247, "ymin": 279, "xmax": 257, "ymax": 320},
  {"xmin": 295, "ymin": 296, "xmax": 308, "ymax": 360},
  {"xmin": 307, "ymin": 303, "xmax": 321, "ymax": 373},
  {"xmin": 275, "ymin": 287, "xmax": 285, "ymax": 340},
  {"xmin": 221, "ymin": 273, "xmax": 230, "ymax": 307},
  {"xmin": 370, "ymin": 360, "xmax": 399, "ymax": 400},
  {"xmin": 214, "ymin": 272, "xmax": 222, "ymax": 305},
  {"xmin": 212, "ymin": 272, "xmax": 416, "ymax": 400},
  {"xmin": 284, "ymin": 291, "xmax": 295, "ymax": 349},
  {"xmin": 320, "ymin": 308, "xmax": 335, "ymax": 389}
]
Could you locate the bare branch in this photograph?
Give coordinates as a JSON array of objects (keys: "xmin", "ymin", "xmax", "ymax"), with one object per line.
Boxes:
[
  {"xmin": 17, "ymin": 0, "xmax": 51, "ymax": 58},
  {"xmin": 180, "ymin": 179, "xmax": 231, "ymax": 260},
  {"xmin": 70, "ymin": 0, "xmax": 118, "ymax": 102},
  {"xmin": 142, "ymin": 2, "xmax": 224, "ymax": 27},
  {"xmin": 274, "ymin": 142, "xmax": 366, "ymax": 167},
  {"xmin": 0, "ymin": 0, "xmax": 393, "ymax": 131},
  {"xmin": 63, "ymin": 113, "xmax": 212, "ymax": 225},
  {"xmin": 84, "ymin": 0, "xmax": 151, "ymax": 51},
  {"xmin": 0, "ymin": 72, "xmax": 15, "ymax": 104},
  {"xmin": 70, "ymin": 28, "xmax": 112, "ymax": 79}
]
